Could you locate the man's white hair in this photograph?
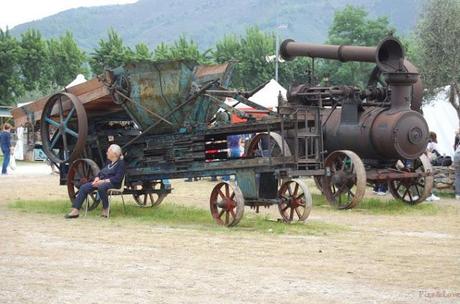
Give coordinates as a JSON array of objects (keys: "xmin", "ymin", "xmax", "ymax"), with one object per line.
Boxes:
[{"xmin": 109, "ymin": 144, "xmax": 123, "ymax": 159}]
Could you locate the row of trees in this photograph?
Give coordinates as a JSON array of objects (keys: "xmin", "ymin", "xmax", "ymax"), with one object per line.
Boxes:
[
  {"xmin": 0, "ymin": 30, "xmax": 86, "ymax": 105},
  {"xmin": 1, "ymin": 1, "xmax": 459, "ymax": 110}
]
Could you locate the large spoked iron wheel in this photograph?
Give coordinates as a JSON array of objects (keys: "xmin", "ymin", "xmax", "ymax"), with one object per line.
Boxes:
[
  {"xmin": 322, "ymin": 150, "xmax": 366, "ymax": 209},
  {"xmin": 67, "ymin": 158, "xmax": 101, "ymax": 211},
  {"xmin": 278, "ymin": 179, "xmax": 312, "ymax": 222},
  {"xmin": 131, "ymin": 182, "xmax": 168, "ymax": 207},
  {"xmin": 245, "ymin": 132, "xmax": 291, "ymax": 157},
  {"xmin": 388, "ymin": 154, "xmax": 433, "ymax": 205},
  {"xmin": 40, "ymin": 92, "xmax": 88, "ymax": 164},
  {"xmin": 209, "ymin": 182, "xmax": 244, "ymax": 227}
]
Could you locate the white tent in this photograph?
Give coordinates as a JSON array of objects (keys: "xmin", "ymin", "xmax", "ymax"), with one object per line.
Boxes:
[
  {"xmin": 65, "ymin": 74, "xmax": 86, "ymax": 88},
  {"xmin": 226, "ymin": 79, "xmax": 287, "ymax": 109},
  {"xmin": 422, "ymin": 86, "xmax": 459, "ymax": 157}
]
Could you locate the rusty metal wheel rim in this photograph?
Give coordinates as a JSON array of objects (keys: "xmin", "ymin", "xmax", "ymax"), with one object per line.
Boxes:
[
  {"xmin": 278, "ymin": 179, "xmax": 312, "ymax": 222},
  {"xmin": 40, "ymin": 92, "xmax": 88, "ymax": 164},
  {"xmin": 313, "ymin": 176, "xmax": 324, "ymax": 193},
  {"xmin": 67, "ymin": 158, "xmax": 101, "ymax": 211},
  {"xmin": 132, "ymin": 182, "xmax": 167, "ymax": 208},
  {"xmin": 388, "ymin": 154, "xmax": 433, "ymax": 205},
  {"xmin": 323, "ymin": 150, "xmax": 366, "ymax": 209},
  {"xmin": 209, "ymin": 182, "xmax": 244, "ymax": 227},
  {"xmin": 245, "ymin": 132, "xmax": 291, "ymax": 157}
]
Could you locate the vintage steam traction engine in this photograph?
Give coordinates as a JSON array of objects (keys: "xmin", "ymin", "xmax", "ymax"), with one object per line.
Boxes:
[
  {"xmin": 279, "ymin": 36, "xmax": 432, "ymax": 208},
  {"xmin": 11, "ymin": 36, "xmax": 432, "ymax": 227}
]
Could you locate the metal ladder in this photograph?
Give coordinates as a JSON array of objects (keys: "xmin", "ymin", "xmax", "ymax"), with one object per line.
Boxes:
[{"xmin": 294, "ymin": 106, "xmax": 324, "ymax": 171}]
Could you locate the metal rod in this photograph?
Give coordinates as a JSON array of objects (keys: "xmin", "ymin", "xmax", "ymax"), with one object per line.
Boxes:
[{"xmin": 122, "ymin": 80, "xmax": 218, "ymax": 149}]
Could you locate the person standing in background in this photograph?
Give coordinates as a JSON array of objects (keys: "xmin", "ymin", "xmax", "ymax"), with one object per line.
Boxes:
[
  {"xmin": 0, "ymin": 123, "xmax": 13, "ymax": 175},
  {"xmin": 426, "ymin": 131, "xmax": 440, "ymax": 201}
]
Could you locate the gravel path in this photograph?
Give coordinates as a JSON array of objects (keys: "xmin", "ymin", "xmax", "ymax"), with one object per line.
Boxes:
[{"xmin": 0, "ymin": 165, "xmax": 459, "ymax": 303}]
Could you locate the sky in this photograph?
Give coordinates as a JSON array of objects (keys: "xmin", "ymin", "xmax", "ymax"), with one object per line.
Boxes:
[{"xmin": 0, "ymin": 0, "xmax": 138, "ymax": 30}]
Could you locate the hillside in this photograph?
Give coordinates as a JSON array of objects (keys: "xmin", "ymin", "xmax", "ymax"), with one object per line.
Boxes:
[{"xmin": 10, "ymin": 0, "xmax": 423, "ymax": 51}]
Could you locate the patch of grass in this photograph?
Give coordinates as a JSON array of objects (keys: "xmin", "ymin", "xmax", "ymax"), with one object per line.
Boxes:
[
  {"xmin": 312, "ymin": 194, "xmax": 440, "ymax": 215},
  {"xmin": 434, "ymin": 190, "xmax": 455, "ymax": 199},
  {"xmin": 8, "ymin": 199, "xmax": 346, "ymax": 235}
]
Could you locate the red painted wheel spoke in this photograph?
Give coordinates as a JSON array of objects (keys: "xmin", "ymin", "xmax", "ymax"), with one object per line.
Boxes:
[
  {"xmin": 281, "ymin": 204, "xmax": 289, "ymax": 212},
  {"xmin": 289, "ymin": 207, "xmax": 294, "ymax": 220},
  {"xmin": 230, "ymin": 192, "xmax": 235, "ymax": 200},
  {"xmin": 148, "ymin": 193, "xmax": 154, "ymax": 204},
  {"xmin": 295, "ymin": 192, "xmax": 305, "ymax": 200},
  {"xmin": 293, "ymin": 183, "xmax": 299, "ymax": 196},
  {"xmin": 143, "ymin": 194, "xmax": 148, "ymax": 206},
  {"xmin": 225, "ymin": 211, "xmax": 230, "ymax": 225},
  {"xmin": 229, "ymin": 209, "xmax": 236, "ymax": 219},
  {"xmin": 295, "ymin": 207, "xmax": 302, "ymax": 218},
  {"xmin": 225, "ymin": 184, "xmax": 229, "ymax": 197},
  {"xmin": 287, "ymin": 184, "xmax": 293, "ymax": 196},
  {"xmin": 218, "ymin": 189, "xmax": 226, "ymax": 200},
  {"xmin": 218, "ymin": 209, "xmax": 225, "ymax": 219},
  {"xmin": 281, "ymin": 194, "xmax": 290, "ymax": 201}
]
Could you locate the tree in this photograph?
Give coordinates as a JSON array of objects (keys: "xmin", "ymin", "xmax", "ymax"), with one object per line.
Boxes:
[
  {"xmin": 318, "ymin": 5, "xmax": 395, "ymax": 87},
  {"xmin": 213, "ymin": 27, "xmax": 311, "ymax": 90},
  {"xmin": 47, "ymin": 32, "xmax": 87, "ymax": 87},
  {"xmin": 19, "ymin": 29, "xmax": 49, "ymax": 91},
  {"xmin": 213, "ymin": 27, "xmax": 274, "ymax": 90},
  {"xmin": 132, "ymin": 43, "xmax": 153, "ymax": 60},
  {"xmin": 90, "ymin": 28, "xmax": 130, "ymax": 75},
  {"xmin": 416, "ymin": 0, "xmax": 460, "ymax": 121},
  {"xmin": 153, "ymin": 36, "xmax": 209, "ymax": 63},
  {"xmin": 0, "ymin": 29, "xmax": 23, "ymax": 105}
]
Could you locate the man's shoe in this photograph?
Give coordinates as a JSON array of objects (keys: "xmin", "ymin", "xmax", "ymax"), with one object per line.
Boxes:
[{"xmin": 64, "ymin": 213, "xmax": 79, "ymax": 219}]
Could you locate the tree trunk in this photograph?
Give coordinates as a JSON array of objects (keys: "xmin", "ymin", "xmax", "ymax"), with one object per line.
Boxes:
[{"xmin": 450, "ymin": 82, "xmax": 460, "ymax": 128}]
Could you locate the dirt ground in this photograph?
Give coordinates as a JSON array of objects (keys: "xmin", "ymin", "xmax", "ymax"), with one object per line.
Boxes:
[{"xmin": 0, "ymin": 163, "xmax": 459, "ymax": 303}]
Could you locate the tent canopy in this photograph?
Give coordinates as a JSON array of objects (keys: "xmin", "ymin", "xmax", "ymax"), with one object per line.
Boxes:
[
  {"xmin": 422, "ymin": 86, "xmax": 459, "ymax": 157},
  {"xmin": 226, "ymin": 79, "xmax": 287, "ymax": 109}
]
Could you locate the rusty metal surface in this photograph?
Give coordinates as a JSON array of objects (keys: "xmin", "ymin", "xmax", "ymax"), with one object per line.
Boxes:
[
  {"xmin": 278, "ymin": 179, "xmax": 312, "ymax": 222},
  {"xmin": 322, "ymin": 150, "xmax": 366, "ymax": 209},
  {"xmin": 12, "ymin": 78, "xmax": 112, "ymax": 127},
  {"xmin": 107, "ymin": 61, "xmax": 233, "ymax": 133},
  {"xmin": 280, "ymin": 36, "xmax": 404, "ymax": 72}
]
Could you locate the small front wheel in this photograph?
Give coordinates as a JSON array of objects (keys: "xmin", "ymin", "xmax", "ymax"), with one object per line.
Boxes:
[
  {"xmin": 209, "ymin": 182, "xmax": 244, "ymax": 227},
  {"xmin": 278, "ymin": 179, "xmax": 312, "ymax": 222}
]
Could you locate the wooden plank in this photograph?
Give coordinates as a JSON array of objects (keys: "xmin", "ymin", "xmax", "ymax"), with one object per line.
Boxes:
[{"xmin": 12, "ymin": 77, "xmax": 111, "ymax": 127}]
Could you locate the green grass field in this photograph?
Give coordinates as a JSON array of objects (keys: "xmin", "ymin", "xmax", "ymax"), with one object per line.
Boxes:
[
  {"xmin": 311, "ymin": 194, "xmax": 440, "ymax": 215},
  {"xmin": 8, "ymin": 199, "xmax": 346, "ymax": 235},
  {"xmin": 8, "ymin": 189, "xmax": 445, "ymax": 235}
]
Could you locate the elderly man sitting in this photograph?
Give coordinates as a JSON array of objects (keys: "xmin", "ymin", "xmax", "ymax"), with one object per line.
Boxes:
[{"xmin": 65, "ymin": 144, "xmax": 126, "ymax": 219}]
